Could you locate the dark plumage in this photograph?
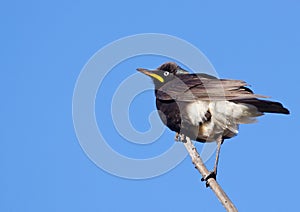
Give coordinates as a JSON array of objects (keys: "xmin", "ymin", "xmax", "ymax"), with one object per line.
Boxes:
[{"xmin": 137, "ymin": 62, "xmax": 289, "ymax": 181}]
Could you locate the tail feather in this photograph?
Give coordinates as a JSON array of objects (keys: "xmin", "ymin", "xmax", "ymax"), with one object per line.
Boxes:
[{"xmin": 232, "ymin": 99, "xmax": 290, "ymax": 114}]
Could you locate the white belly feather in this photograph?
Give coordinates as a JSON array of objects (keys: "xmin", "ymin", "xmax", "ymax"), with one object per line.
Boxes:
[{"xmin": 183, "ymin": 100, "xmax": 263, "ymax": 141}]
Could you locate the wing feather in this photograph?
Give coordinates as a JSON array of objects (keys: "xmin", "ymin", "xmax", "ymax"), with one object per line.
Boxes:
[{"xmin": 156, "ymin": 74, "xmax": 267, "ymax": 101}]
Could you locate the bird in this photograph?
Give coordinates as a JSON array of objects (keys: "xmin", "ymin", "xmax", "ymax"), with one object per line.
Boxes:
[{"xmin": 137, "ymin": 62, "xmax": 289, "ymax": 182}]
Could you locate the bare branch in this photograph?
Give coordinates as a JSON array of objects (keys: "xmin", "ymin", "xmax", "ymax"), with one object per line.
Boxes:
[{"xmin": 183, "ymin": 136, "xmax": 238, "ymax": 212}]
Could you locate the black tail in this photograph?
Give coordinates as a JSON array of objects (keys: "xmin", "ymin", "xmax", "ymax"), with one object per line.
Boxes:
[{"xmin": 232, "ymin": 99, "xmax": 290, "ymax": 114}]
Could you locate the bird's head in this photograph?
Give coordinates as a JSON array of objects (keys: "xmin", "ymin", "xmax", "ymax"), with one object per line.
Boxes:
[{"xmin": 137, "ymin": 62, "xmax": 189, "ymax": 88}]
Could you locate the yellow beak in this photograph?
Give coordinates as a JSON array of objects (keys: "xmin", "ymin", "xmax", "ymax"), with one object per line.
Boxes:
[{"xmin": 137, "ymin": 68, "xmax": 164, "ymax": 83}]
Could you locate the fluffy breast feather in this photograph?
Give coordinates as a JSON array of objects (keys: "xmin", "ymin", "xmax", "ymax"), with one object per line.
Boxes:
[{"xmin": 184, "ymin": 100, "xmax": 263, "ymax": 140}]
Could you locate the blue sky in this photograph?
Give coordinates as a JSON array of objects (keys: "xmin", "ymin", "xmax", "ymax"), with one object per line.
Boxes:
[{"xmin": 1, "ymin": 1, "xmax": 300, "ymax": 211}]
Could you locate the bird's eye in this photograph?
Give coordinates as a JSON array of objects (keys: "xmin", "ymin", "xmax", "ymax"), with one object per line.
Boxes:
[{"xmin": 163, "ymin": 71, "xmax": 169, "ymax": 76}]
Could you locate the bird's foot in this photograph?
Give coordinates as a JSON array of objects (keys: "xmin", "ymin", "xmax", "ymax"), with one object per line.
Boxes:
[
  {"xmin": 201, "ymin": 171, "xmax": 217, "ymax": 187},
  {"xmin": 174, "ymin": 132, "xmax": 180, "ymax": 141},
  {"xmin": 174, "ymin": 133, "xmax": 186, "ymax": 143}
]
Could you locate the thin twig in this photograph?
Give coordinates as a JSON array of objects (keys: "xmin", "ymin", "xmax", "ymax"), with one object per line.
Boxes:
[{"xmin": 183, "ymin": 136, "xmax": 238, "ymax": 212}]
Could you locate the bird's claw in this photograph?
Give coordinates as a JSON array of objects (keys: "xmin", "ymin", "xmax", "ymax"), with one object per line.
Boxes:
[
  {"xmin": 174, "ymin": 133, "xmax": 186, "ymax": 143},
  {"xmin": 201, "ymin": 171, "xmax": 217, "ymax": 187},
  {"xmin": 174, "ymin": 133, "xmax": 180, "ymax": 141}
]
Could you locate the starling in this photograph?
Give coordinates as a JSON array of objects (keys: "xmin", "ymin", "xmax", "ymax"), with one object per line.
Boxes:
[{"xmin": 137, "ymin": 62, "xmax": 289, "ymax": 181}]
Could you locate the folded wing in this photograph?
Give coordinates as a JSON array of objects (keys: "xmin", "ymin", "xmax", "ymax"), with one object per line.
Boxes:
[{"xmin": 156, "ymin": 74, "xmax": 289, "ymax": 114}]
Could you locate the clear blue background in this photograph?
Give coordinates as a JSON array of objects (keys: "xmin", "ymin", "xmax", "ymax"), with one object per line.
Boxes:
[{"xmin": 1, "ymin": 1, "xmax": 299, "ymax": 211}]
